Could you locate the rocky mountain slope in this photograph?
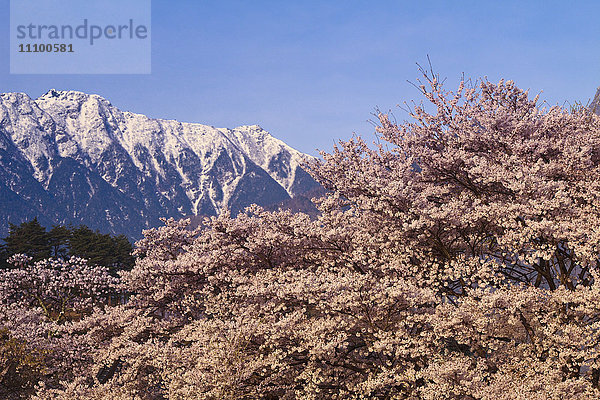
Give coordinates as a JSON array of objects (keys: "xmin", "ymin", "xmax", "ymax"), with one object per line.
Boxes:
[{"xmin": 0, "ymin": 90, "xmax": 320, "ymax": 239}]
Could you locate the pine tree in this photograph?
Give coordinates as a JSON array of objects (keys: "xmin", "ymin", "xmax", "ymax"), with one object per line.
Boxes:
[
  {"xmin": 3, "ymin": 218, "xmax": 50, "ymax": 263},
  {"xmin": 68, "ymin": 226, "xmax": 134, "ymax": 274},
  {"xmin": 2, "ymin": 220, "xmax": 134, "ymax": 273},
  {"xmin": 48, "ymin": 225, "xmax": 71, "ymax": 259},
  {"xmin": 0, "ymin": 243, "xmax": 8, "ymax": 269},
  {"xmin": 111, "ymin": 234, "xmax": 135, "ymax": 272}
]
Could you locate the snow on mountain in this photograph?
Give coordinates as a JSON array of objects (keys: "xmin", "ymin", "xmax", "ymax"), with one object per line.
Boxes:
[{"xmin": 0, "ymin": 90, "xmax": 320, "ymax": 239}]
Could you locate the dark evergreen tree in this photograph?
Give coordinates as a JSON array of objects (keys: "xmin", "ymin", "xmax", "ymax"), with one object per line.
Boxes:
[
  {"xmin": 48, "ymin": 225, "xmax": 71, "ymax": 259},
  {"xmin": 0, "ymin": 243, "xmax": 8, "ymax": 269},
  {"xmin": 4, "ymin": 218, "xmax": 50, "ymax": 262},
  {"xmin": 111, "ymin": 234, "xmax": 136, "ymax": 271},
  {"xmin": 1, "ymin": 219, "xmax": 135, "ymax": 273},
  {"xmin": 69, "ymin": 226, "xmax": 134, "ymax": 275}
]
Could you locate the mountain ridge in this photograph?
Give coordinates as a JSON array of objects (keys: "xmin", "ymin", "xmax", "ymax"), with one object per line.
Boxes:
[{"xmin": 0, "ymin": 90, "xmax": 320, "ymax": 239}]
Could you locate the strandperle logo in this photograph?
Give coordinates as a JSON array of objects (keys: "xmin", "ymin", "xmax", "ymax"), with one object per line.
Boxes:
[
  {"xmin": 15, "ymin": 19, "xmax": 149, "ymax": 46},
  {"xmin": 10, "ymin": 0, "xmax": 151, "ymax": 74}
]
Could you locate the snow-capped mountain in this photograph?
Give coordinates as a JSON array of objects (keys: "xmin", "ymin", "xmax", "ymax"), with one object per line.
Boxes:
[{"xmin": 0, "ymin": 89, "xmax": 320, "ymax": 239}]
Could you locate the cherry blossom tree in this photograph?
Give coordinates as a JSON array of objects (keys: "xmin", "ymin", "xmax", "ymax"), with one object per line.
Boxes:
[
  {"xmin": 0, "ymin": 255, "xmax": 117, "ymax": 399},
  {"xmin": 10, "ymin": 73, "xmax": 600, "ymax": 399}
]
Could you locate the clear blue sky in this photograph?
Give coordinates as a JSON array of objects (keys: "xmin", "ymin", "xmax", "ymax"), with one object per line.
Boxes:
[{"xmin": 1, "ymin": 0, "xmax": 600, "ymax": 155}]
